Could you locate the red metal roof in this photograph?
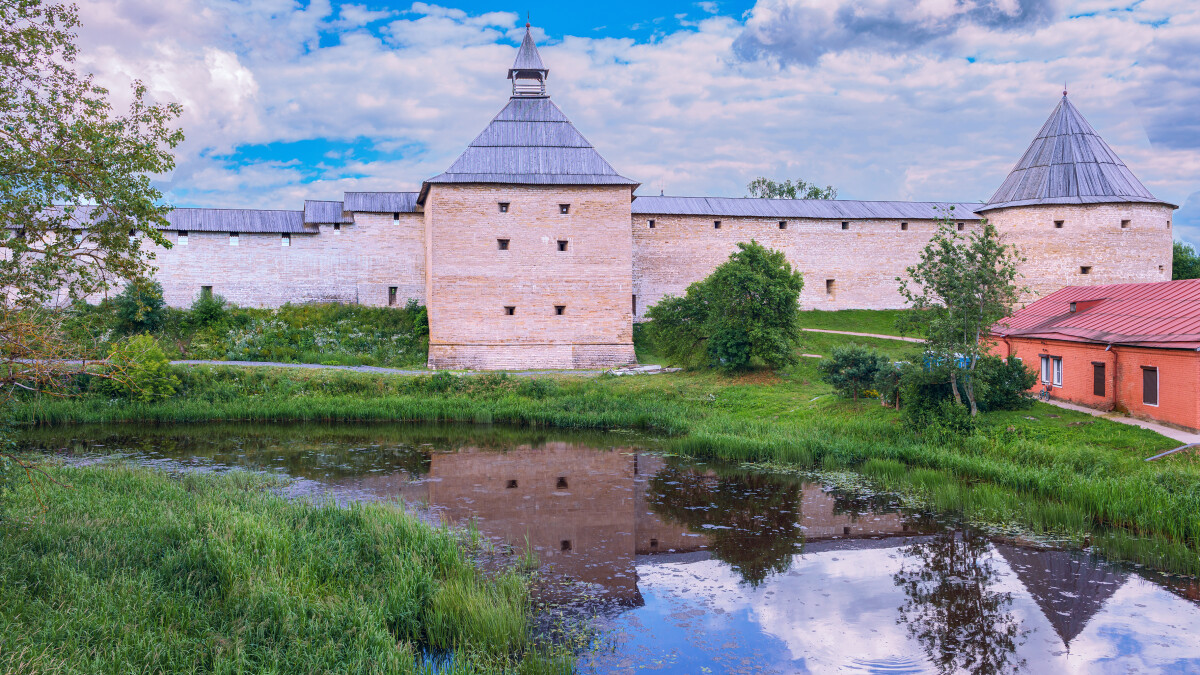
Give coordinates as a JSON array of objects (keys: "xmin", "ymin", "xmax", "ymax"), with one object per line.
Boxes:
[{"xmin": 992, "ymin": 279, "xmax": 1200, "ymax": 350}]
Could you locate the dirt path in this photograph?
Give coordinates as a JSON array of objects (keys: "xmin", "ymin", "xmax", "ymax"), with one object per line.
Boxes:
[{"xmin": 800, "ymin": 328, "xmax": 924, "ymax": 343}]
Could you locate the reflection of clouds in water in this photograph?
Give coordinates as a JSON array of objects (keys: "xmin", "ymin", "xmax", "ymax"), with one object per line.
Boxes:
[
  {"xmin": 626, "ymin": 544, "xmax": 1200, "ymax": 674},
  {"xmin": 1068, "ymin": 578, "xmax": 1200, "ymax": 674}
]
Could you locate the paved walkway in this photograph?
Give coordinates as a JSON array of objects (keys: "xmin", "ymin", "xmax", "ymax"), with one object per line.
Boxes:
[
  {"xmin": 801, "ymin": 328, "xmax": 925, "ymax": 343},
  {"xmin": 1043, "ymin": 397, "xmax": 1200, "ymax": 446}
]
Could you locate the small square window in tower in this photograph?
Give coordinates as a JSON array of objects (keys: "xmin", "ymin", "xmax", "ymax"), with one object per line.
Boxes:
[
  {"xmin": 560, "ymin": 540, "xmax": 572, "ymax": 552},
  {"xmin": 778, "ymin": 221, "xmax": 787, "ymax": 230},
  {"xmin": 178, "ymin": 231, "xmax": 189, "ymax": 246},
  {"xmin": 498, "ymin": 202, "xmax": 509, "ymax": 213},
  {"xmin": 900, "ymin": 222, "xmax": 908, "ymax": 231},
  {"xmin": 556, "ymin": 477, "xmax": 568, "ymax": 490},
  {"xmin": 1054, "ymin": 220, "xmax": 1064, "ymax": 228},
  {"xmin": 333, "ymin": 223, "xmax": 341, "ymax": 234},
  {"xmin": 648, "ymin": 219, "xmax": 656, "ymax": 229},
  {"xmin": 506, "ymin": 479, "xmax": 518, "ymax": 489},
  {"xmin": 1121, "ymin": 219, "xmax": 1130, "ymax": 229},
  {"xmin": 504, "ymin": 306, "xmax": 516, "ymax": 315},
  {"xmin": 388, "ymin": 287, "xmax": 398, "ymax": 307},
  {"xmin": 229, "ymin": 232, "xmax": 239, "ymax": 246},
  {"xmin": 557, "ymin": 240, "xmax": 568, "ymax": 251},
  {"xmin": 555, "ymin": 305, "xmax": 565, "ymax": 315},
  {"xmin": 497, "ymin": 238, "xmax": 510, "ymax": 250},
  {"xmin": 281, "ymin": 233, "xmax": 290, "ymax": 247},
  {"xmin": 841, "ymin": 221, "xmax": 849, "ymax": 230},
  {"xmin": 957, "ymin": 222, "xmax": 965, "ymax": 231},
  {"xmin": 825, "ymin": 279, "xmax": 836, "ymax": 300},
  {"xmin": 559, "ymin": 204, "xmax": 570, "ymax": 214},
  {"xmin": 713, "ymin": 220, "xmax": 722, "ymax": 229},
  {"xmin": 392, "ymin": 212, "xmax": 400, "ymax": 225},
  {"xmin": 1080, "ymin": 266, "xmax": 1092, "ymax": 275}
]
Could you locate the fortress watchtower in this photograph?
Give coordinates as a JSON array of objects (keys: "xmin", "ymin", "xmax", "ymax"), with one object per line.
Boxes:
[
  {"xmin": 417, "ymin": 25, "xmax": 639, "ymax": 369},
  {"xmin": 978, "ymin": 93, "xmax": 1177, "ymax": 301}
]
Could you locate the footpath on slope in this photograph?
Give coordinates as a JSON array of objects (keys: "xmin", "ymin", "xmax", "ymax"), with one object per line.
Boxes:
[
  {"xmin": 170, "ymin": 360, "xmax": 679, "ymax": 378},
  {"xmin": 799, "ymin": 328, "xmax": 924, "ymax": 343}
]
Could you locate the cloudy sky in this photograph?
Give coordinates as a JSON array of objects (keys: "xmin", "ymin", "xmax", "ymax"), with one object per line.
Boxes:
[{"xmin": 75, "ymin": 0, "xmax": 1200, "ymax": 243}]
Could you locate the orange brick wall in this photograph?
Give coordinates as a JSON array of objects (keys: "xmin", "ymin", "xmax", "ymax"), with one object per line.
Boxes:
[{"xmin": 995, "ymin": 337, "xmax": 1200, "ymax": 431}]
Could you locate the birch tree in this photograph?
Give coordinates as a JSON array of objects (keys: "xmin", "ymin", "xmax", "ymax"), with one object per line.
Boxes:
[{"xmin": 897, "ymin": 211, "xmax": 1025, "ymax": 416}]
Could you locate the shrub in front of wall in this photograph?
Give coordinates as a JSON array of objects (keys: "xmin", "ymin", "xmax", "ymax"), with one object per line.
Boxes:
[
  {"xmin": 972, "ymin": 354, "xmax": 1037, "ymax": 412},
  {"xmin": 818, "ymin": 343, "xmax": 891, "ymax": 403},
  {"xmin": 113, "ymin": 279, "xmax": 167, "ymax": 334},
  {"xmin": 188, "ymin": 292, "xmax": 230, "ymax": 329}
]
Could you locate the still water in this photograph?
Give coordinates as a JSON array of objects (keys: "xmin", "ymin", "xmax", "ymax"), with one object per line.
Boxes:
[{"xmin": 23, "ymin": 423, "xmax": 1200, "ymax": 674}]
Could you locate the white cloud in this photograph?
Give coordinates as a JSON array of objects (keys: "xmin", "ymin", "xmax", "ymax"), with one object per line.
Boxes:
[{"xmin": 68, "ymin": 0, "xmax": 1200, "ymax": 244}]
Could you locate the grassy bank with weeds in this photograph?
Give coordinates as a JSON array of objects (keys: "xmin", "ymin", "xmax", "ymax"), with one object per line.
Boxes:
[
  {"xmin": 0, "ymin": 462, "xmax": 569, "ymax": 674},
  {"xmin": 12, "ymin": 354, "xmax": 1200, "ymax": 576}
]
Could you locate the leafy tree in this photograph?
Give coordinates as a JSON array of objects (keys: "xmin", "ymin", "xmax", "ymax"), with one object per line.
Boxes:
[
  {"xmin": 897, "ymin": 211, "xmax": 1025, "ymax": 416},
  {"xmin": 93, "ymin": 334, "xmax": 179, "ymax": 401},
  {"xmin": 0, "ymin": 0, "xmax": 182, "ymax": 482},
  {"xmin": 746, "ymin": 177, "xmax": 838, "ymax": 200},
  {"xmin": 645, "ymin": 241, "xmax": 804, "ymax": 371},
  {"xmin": 1173, "ymin": 240, "xmax": 1200, "ymax": 280},
  {"xmin": 818, "ymin": 343, "xmax": 890, "ymax": 404},
  {"xmin": 113, "ymin": 279, "xmax": 166, "ymax": 333}
]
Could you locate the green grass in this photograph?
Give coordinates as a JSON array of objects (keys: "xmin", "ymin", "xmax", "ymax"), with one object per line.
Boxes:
[
  {"xmin": 0, "ymin": 462, "xmax": 571, "ymax": 674},
  {"xmin": 797, "ymin": 331, "xmax": 917, "ymax": 360},
  {"xmin": 797, "ymin": 309, "xmax": 911, "ymax": 336}
]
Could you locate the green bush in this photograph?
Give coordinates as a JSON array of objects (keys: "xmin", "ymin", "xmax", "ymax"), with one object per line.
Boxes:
[
  {"xmin": 898, "ymin": 354, "xmax": 1034, "ymax": 431},
  {"xmin": 646, "ymin": 241, "xmax": 804, "ymax": 371},
  {"xmin": 187, "ymin": 291, "xmax": 229, "ymax": 328},
  {"xmin": 818, "ymin": 344, "xmax": 891, "ymax": 402},
  {"xmin": 112, "ymin": 279, "xmax": 166, "ymax": 333},
  {"xmin": 94, "ymin": 334, "xmax": 180, "ymax": 401},
  {"xmin": 972, "ymin": 355, "xmax": 1037, "ymax": 411}
]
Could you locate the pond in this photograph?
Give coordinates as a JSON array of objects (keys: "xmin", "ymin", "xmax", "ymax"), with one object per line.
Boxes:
[{"xmin": 22, "ymin": 423, "xmax": 1200, "ymax": 674}]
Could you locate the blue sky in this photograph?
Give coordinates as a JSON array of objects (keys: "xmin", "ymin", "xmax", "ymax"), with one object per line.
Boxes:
[{"xmin": 76, "ymin": 0, "xmax": 1200, "ymax": 244}]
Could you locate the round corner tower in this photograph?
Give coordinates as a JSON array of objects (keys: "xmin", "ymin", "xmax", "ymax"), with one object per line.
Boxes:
[{"xmin": 977, "ymin": 93, "xmax": 1177, "ymax": 302}]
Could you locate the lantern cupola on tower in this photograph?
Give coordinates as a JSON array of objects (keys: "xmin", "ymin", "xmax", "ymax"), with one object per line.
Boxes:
[{"xmin": 508, "ymin": 24, "xmax": 549, "ymax": 97}]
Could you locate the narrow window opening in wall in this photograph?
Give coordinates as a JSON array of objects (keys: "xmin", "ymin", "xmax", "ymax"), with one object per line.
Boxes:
[
  {"xmin": 901, "ymin": 222, "xmax": 908, "ymax": 231},
  {"xmin": 560, "ymin": 540, "xmax": 572, "ymax": 552},
  {"xmin": 843, "ymin": 526, "xmax": 852, "ymax": 535},
  {"xmin": 333, "ymin": 223, "xmax": 341, "ymax": 234},
  {"xmin": 1054, "ymin": 220, "xmax": 1064, "ymax": 229},
  {"xmin": 506, "ymin": 479, "xmax": 518, "ymax": 489},
  {"xmin": 555, "ymin": 305, "xmax": 565, "ymax": 315},
  {"xmin": 648, "ymin": 219, "xmax": 655, "ymax": 229},
  {"xmin": 1160, "ymin": 265, "xmax": 1166, "ymax": 273},
  {"xmin": 1093, "ymin": 362, "xmax": 1106, "ymax": 397},
  {"xmin": 1143, "ymin": 367, "xmax": 1159, "ymax": 406},
  {"xmin": 779, "ymin": 221, "xmax": 787, "ymax": 229},
  {"xmin": 504, "ymin": 306, "xmax": 515, "ymax": 315},
  {"xmin": 392, "ymin": 212, "xmax": 399, "ymax": 225},
  {"xmin": 714, "ymin": 220, "xmax": 722, "ymax": 229},
  {"xmin": 1121, "ymin": 219, "xmax": 1130, "ymax": 229},
  {"xmin": 1168, "ymin": 220, "xmax": 1172, "ymax": 229},
  {"xmin": 281, "ymin": 233, "xmax": 291, "ymax": 247},
  {"xmin": 497, "ymin": 238, "xmax": 509, "ymax": 250},
  {"xmin": 632, "ymin": 294, "xmax": 637, "ymax": 316},
  {"xmin": 178, "ymin": 231, "xmax": 188, "ymax": 246},
  {"xmin": 841, "ymin": 221, "xmax": 849, "ymax": 230},
  {"xmin": 957, "ymin": 222, "xmax": 965, "ymax": 231},
  {"xmin": 388, "ymin": 287, "xmax": 398, "ymax": 306},
  {"xmin": 1080, "ymin": 266, "xmax": 1092, "ymax": 275},
  {"xmin": 201, "ymin": 286, "xmax": 213, "ymax": 300},
  {"xmin": 229, "ymin": 232, "xmax": 239, "ymax": 246},
  {"xmin": 557, "ymin": 240, "xmax": 568, "ymax": 251},
  {"xmin": 498, "ymin": 202, "xmax": 509, "ymax": 213},
  {"xmin": 128, "ymin": 229, "xmax": 137, "ymax": 244},
  {"xmin": 825, "ymin": 279, "xmax": 835, "ymax": 300},
  {"xmin": 556, "ymin": 477, "xmax": 568, "ymax": 490},
  {"xmin": 650, "ymin": 538, "xmax": 658, "ymax": 548},
  {"xmin": 559, "ymin": 204, "xmax": 570, "ymax": 214}
]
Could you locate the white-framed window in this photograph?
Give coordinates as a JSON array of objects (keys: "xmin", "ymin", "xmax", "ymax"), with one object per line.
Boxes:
[
  {"xmin": 281, "ymin": 233, "xmax": 291, "ymax": 247},
  {"xmin": 178, "ymin": 231, "xmax": 188, "ymax": 246},
  {"xmin": 333, "ymin": 223, "xmax": 341, "ymax": 235},
  {"xmin": 229, "ymin": 232, "xmax": 239, "ymax": 246},
  {"xmin": 1142, "ymin": 366, "xmax": 1159, "ymax": 406},
  {"xmin": 1040, "ymin": 355, "xmax": 1062, "ymax": 386}
]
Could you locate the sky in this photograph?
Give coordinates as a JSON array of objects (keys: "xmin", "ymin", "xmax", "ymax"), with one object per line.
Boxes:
[{"xmin": 74, "ymin": 0, "xmax": 1200, "ymax": 244}]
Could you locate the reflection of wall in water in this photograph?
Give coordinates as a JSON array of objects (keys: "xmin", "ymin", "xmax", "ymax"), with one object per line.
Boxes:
[{"xmin": 798, "ymin": 487, "xmax": 906, "ymax": 539}]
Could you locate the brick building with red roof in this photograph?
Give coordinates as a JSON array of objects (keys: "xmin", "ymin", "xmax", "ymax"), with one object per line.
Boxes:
[{"xmin": 991, "ymin": 279, "xmax": 1200, "ymax": 431}]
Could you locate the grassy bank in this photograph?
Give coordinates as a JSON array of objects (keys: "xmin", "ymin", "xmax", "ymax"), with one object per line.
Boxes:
[
  {"xmin": 0, "ymin": 462, "xmax": 568, "ymax": 674},
  {"xmin": 12, "ymin": 355, "xmax": 1200, "ymax": 575}
]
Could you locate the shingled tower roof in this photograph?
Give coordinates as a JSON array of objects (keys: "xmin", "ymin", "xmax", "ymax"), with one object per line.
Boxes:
[
  {"xmin": 419, "ymin": 24, "xmax": 636, "ymax": 203},
  {"xmin": 979, "ymin": 94, "xmax": 1175, "ymax": 213}
]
